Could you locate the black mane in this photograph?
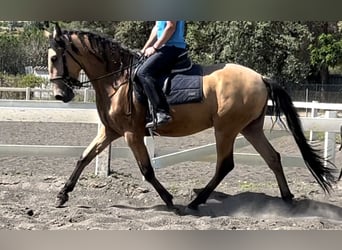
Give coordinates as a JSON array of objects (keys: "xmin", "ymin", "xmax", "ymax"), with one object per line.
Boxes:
[{"xmin": 61, "ymin": 30, "xmax": 139, "ymax": 78}]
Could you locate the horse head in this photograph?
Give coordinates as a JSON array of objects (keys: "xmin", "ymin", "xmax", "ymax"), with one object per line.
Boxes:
[
  {"xmin": 45, "ymin": 22, "xmax": 82, "ymax": 102},
  {"xmin": 45, "ymin": 22, "xmax": 139, "ymax": 103}
]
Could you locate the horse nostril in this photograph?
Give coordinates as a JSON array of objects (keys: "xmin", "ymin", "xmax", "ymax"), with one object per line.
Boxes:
[{"xmin": 55, "ymin": 95, "xmax": 63, "ymax": 101}]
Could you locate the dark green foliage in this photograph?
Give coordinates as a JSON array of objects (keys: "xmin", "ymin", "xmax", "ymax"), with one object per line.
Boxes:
[
  {"xmin": 0, "ymin": 23, "xmax": 48, "ymax": 75},
  {"xmin": 0, "ymin": 73, "xmax": 44, "ymax": 88},
  {"xmin": 17, "ymin": 74, "xmax": 45, "ymax": 88},
  {"xmin": 309, "ymin": 33, "xmax": 342, "ymax": 68},
  {"xmin": 1, "ymin": 21, "xmax": 342, "ymax": 88},
  {"xmin": 114, "ymin": 21, "xmax": 154, "ymax": 49},
  {"xmin": 0, "ymin": 33, "xmax": 22, "ymax": 74},
  {"xmin": 186, "ymin": 21, "xmax": 314, "ymax": 85}
]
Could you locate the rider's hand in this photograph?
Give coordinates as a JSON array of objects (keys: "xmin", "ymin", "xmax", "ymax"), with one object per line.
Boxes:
[{"xmin": 144, "ymin": 46, "xmax": 157, "ymax": 57}]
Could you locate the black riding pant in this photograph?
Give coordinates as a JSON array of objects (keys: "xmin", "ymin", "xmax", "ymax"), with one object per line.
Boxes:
[{"xmin": 137, "ymin": 46, "xmax": 186, "ymax": 113}]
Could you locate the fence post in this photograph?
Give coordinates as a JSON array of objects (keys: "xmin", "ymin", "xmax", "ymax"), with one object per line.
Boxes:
[
  {"xmin": 324, "ymin": 111, "xmax": 337, "ymax": 166},
  {"xmin": 309, "ymin": 101, "xmax": 318, "ymax": 141},
  {"xmin": 95, "ymin": 123, "xmax": 111, "ymax": 176},
  {"xmin": 144, "ymin": 136, "xmax": 155, "ymax": 159},
  {"xmin": 83, "ymin": 88, "xmax": 89, "ymax": 103},
  {"xmin": 305, "ymin": 88, "xmax": 309, "ymax": 117},
  {"xmin": 25, "ymin": 87, "xmax": 31, "ymax": 100}
]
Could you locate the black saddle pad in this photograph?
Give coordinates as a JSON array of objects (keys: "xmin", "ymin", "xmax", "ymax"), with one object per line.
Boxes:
[
  {"xmin": 162, "ymin": 64, "xmax": 203, "ymax": 105},
  {"xmin": 133, "ymin": 64, "xmax": 204, "ymax": 106}
]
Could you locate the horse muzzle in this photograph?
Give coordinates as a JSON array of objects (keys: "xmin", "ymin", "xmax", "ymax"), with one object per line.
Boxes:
[
  {"xmin": 52, "ymin": 79, "xmax": 75, "ymax": 103},
  {"xmin": 54, "ymin": 90, "xmax": 75, "ymax": 103}
]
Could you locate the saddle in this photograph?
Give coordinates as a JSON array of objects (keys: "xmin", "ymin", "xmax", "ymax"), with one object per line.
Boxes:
[
  {"xmin": 133, "ymin": 51, "xmax": 203, "ymax": 106},
  {"xmin": 170, "ymin": 51, "xmax": 193, "ymax": 74}
]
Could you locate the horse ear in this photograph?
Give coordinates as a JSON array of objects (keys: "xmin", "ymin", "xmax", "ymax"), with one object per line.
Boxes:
[{"xmin": 53, "ymin": 22, "xmax": 63, "ymax": 40}]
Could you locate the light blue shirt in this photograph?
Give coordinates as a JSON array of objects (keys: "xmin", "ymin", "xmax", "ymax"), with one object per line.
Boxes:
[{"xmin": 156, "ymin": 21, "xmax": 186, "ymax": 49}]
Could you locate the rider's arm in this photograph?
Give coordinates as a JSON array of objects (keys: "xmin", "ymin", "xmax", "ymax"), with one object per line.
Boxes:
[
  {"xmin": 153, "ymin": 21, "xmax": 177, "ymax": 50},
  {"xmin": 142, "ymin": 21, "xmax": 177, "ymax": 57},
  {"xmin": 141, "ymin": 23, "xmax": 158, "ymax": 53}
]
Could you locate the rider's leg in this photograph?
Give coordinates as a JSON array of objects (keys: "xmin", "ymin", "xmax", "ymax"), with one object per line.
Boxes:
[{"xmin": 136, "ymin": 46, "xmax": 185, "ymax": 127}]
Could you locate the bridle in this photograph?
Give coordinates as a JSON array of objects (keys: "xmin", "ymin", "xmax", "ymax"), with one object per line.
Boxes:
[{"xmin": 49, "ymin": 37, "xmax": 143, "ymax": 91}]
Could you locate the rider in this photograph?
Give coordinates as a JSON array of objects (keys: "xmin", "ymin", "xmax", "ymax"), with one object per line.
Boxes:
[{"xmin": 137, "ymin": 21, "xmax": 187, "ymax": 128}]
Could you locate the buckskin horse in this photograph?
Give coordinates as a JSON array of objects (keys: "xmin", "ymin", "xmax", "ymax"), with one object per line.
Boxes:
[{"xmin": 45, "ymin": 23, "xmax": 339, "ymax": 211}]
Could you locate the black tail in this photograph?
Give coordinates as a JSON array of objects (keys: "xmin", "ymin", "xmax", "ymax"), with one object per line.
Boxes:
[{"xmin": 263, "ymin": 77, "xmax": 337, "ymax": 194}]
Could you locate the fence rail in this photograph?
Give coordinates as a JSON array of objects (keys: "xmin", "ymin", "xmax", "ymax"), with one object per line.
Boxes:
[
  {"xmin": 0, "ymin": 87, "xmax": 95, "ymax": 102},
  {"xmin": 0, "ymin": 99, "xmax": 341, "ymax": 176}
]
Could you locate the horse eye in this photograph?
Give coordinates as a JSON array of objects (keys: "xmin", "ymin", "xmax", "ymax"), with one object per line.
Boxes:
[{"xmin": 51, "ymin": 55, "xmax": 58, "ymax": 62}]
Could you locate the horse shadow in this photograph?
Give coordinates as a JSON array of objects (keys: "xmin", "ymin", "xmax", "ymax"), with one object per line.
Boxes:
[
  {"xmin": 110, "ymin": 191, "xmax": 342, "ymax": 221},
  {"xmin": 181, "ymin": 191, "xmax": 342, "ymax": 221}
]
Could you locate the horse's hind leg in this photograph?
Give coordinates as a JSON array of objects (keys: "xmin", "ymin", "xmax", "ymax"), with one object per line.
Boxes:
[
  {"xmin": 56, "ymin": 126, "xmax": 120, "ymax": 207},
  {"xmin": 188, "ymin": 131, "xmax": 235, "ymax": 210},
  {"xmin": 241, "ymin": 119, "xmax": 294, "ymax": 201}
]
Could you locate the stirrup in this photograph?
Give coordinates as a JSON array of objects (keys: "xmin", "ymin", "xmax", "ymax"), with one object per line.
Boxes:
[{"xmin": 145, "ymin": 112, "xmax": 172, "ymax": 129}]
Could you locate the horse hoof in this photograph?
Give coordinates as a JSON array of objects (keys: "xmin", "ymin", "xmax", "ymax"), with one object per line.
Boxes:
[
  {"xmin": 184, "ymin": 206, "xmax": 200, "ymax": 216},
  {"xmin": 162, "ymin": 193, "xmax": 174, "ymax": 209},
  {"xmin": 166, "ymin": 201, "xmax": 174, "ymax": 210},
  {"xmin": 56, "ymin": 193, "xmax": 69, "ymax": 208},
  {"xmin": 282, "ymin": 193, "xmax": 294, "ymax": 203},
  {"xmin": 170, "ymin": 206, "xmax": 183, "ymax": 215},
  {"xmin": 187, "ymin": 201, "xmax": 199, "ymax": 210}
]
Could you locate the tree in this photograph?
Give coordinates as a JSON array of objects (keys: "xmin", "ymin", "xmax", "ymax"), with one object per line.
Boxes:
[
  {"xmin": 19, "ymin": 24, "xmax": 48, "ymax": 69},
  {"xmin": 187, "ymin": 21, "xmax": 313, "ymax": 85},
  {"xmin": 59, "ymin": 21, "xmax": 119, "ymax": 37},
  {"xmin": 114, "ymin": 21, "xmax": 154, "ymax": 49},
  {"xmin": 2, "ymin": 20, "xmax": 340, "ymax": 90},
  {"xmin": 0, "ymin": 22, "xmax": 48, "ymax": 74},
  {"xmin": 225, "ymin": 21, "xmax": 313, "ymax": 85},
  {"xmin": 0, "ymin": 33, "xmax": 22, "ymax": 74},
  {"xmin": 309, "ymin": 33, "xmax": 342, "ymax": 84},
  {"xmin": 186, "ymin": 21, "xmax": 231, "ymax": 64},
  {"xmin": 306, "ymin": 22, "xmax": 342, "ymax": 83}
]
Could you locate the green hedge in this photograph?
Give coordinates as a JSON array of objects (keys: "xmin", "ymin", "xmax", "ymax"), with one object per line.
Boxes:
[{"xmin": 0, "ymin": 73, "xmax": 45, "ymax": 88}]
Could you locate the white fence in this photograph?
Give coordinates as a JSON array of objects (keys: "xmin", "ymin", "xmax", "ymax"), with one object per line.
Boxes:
[
  {"xmin": 0, "ymin": 99, "xmax": 341, "ymax": 176},
  {"xmin": 0, "ymin": 87, "xmax": 94, "ymax": 102}
]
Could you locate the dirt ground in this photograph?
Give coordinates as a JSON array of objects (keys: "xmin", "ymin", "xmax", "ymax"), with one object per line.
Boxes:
[{"xmin": 1, "ymin": 121, "xmax": 342, "ymax": 230}]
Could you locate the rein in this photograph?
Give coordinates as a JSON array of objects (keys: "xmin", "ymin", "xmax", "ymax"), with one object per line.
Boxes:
[
  {"xmin": 77, "ymin": 61, "xmax": 139, "ymax": 87},
  {"xmin": 51, "ymin": 63, "xmax": 135, "ymax": 90},
  {"xmin": 56, "ymin": 56, "xmax": 143, "ymax": 89}
]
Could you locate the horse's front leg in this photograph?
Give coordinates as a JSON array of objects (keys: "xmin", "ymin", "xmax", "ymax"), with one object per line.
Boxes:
[
  {"xmin": 56, "ymin": 126, "xmax": 120, "ymax": 207},
  {"xmin": 125, "ymin": 132, "xmax": 174, "ymax": 208}
]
